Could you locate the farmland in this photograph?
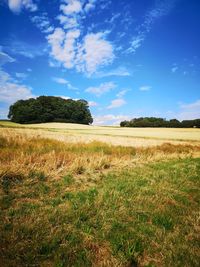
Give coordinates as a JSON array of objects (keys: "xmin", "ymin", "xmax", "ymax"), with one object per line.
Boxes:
[{"xmin": 0, "ymin": 122, "xmax": 200, "ymax": 266}]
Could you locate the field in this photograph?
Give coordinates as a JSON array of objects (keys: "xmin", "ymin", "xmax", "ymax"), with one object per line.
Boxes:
[{"xmin": 0, "ymin": 122, "xmax": 200, "ymax": 267}]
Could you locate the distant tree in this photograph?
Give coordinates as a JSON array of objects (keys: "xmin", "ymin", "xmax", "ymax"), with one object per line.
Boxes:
[
  {"xmin": 8, "ymin": 96, "xmax": 93, "ymax": 125},
  {"xmin": 120, "ymin": 120, "xmax": 129, "ymax": 127},
  {"xmin": 168, "ymin": 119, "xmax": 181, "ymax": 128},
  {"xmin": 119, "ymin": 117, "xmax": 200, "ymax": 128}
]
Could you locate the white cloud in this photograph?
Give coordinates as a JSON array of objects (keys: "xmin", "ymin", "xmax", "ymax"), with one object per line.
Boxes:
[
  {"xmin": 48, "ymin": 30, "xmax": 114, "ymax": 75},
  {"xmin": 52, "ymin": 77, "xmax": 78, "ymax": 90},
  {"xmin": 139, "ymin": 85, "xmax": 151, "ymax": 91},
  {"xmin": 0, "ymin": 52, "xmax": 34, "ymax": 117},
  {"xmin": 52, "ymin": 77, "xmax": 69, "ymax": 84},
  {"xmin": 60, "ymin": 0, "xmax": 82, "ymax": 15},
  {"xmin": 107, "ymin": 98, "xmax": 126, "ymax": 109},
  {"xmin": 88, "ymin": 101, "xmax": 98, "ymax": 107},
  {"xmin": 84, "ymin": 0, "xmax": 97, "ymax": 13},
  {"xmin": 46, "ymin": 1, "xmax": 114, "ymax": 76},
  {"xmin": 0, "ymin": 82, "xmax": 33, "ymax": 103},
  {"xmin": 57, "ymin": 15, "xmax": 78, "ymax": 29},
  {"xmin": 76, "ymin": 32, "xmax": 114, "ymax": 75},
  {"xmin": 93, "ymin": 114, "xmax": 130, "ymax": 125},
  {"xmin": 8, "ymin": 0, "xmax": 37, "ymax": 13},
  {"xmin": 47, "ymin": 28, "xmax": 80, "ymax": 69},
  {"xmin": 0, "ymin": 70, "xmax": 34, "ymax": 104},
  {"xmin": 177, "ymin": 100, "xmax": 200, "ymax": 120},
  {"xmin": 85, "ymin": 82, "xmax": 116, "ymax": 97}
]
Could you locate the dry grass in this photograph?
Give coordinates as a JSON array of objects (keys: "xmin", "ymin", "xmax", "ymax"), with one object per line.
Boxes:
[
  {"xmin": 0, "ymin": 128, "xmax": 200, "ymax": 182},
  {"xmin": 0, "ymin": 126, "xmax": 200, "ymax": 266}
]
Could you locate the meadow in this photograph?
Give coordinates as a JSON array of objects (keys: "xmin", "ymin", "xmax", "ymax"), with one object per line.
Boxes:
[{"xmin": 0, "ymin": 122, "xmax": 200, "ymax": 267}]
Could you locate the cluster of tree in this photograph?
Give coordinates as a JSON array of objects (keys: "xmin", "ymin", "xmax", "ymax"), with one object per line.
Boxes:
[
  {"xmin": 120, "ymin": 117, "xmax": 200, "ymax": 128},
  {"xmin": 8, "ymin": 96, "xmax": 93, "ymax": 125}
]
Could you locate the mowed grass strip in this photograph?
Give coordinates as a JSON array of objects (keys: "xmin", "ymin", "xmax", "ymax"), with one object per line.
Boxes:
[{"xmin": 0, "ymin": 132, "xmax": 200, "ymax": 266}]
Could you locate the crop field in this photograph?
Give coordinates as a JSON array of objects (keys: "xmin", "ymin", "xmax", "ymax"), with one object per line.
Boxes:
[
  {"xmin": 0, "ymin": 122, "xmax": 200, "ymax": 267},
  {"xmin": 0, "ymin": 121, "xmax": 200, "ymax": 147}
]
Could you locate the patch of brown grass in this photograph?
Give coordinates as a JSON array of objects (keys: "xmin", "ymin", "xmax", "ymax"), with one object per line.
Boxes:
[{"xmin": 0, "ymin": 129, "xmax": 200, "ymax": 184}]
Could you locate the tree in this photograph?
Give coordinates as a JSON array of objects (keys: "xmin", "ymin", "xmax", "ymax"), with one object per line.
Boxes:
[
  {"xmin": 8, "ymin": 96, "xmax": 93, "ymax": 125},
  {"xmin": 119, "ymin": 117, "xmax": 200, "ymax": 128}
]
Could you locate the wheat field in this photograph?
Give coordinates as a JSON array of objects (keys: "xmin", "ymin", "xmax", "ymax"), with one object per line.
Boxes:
[{"xmin": 1, "ymin": 121, "xmax": 200, "ymax": 147}]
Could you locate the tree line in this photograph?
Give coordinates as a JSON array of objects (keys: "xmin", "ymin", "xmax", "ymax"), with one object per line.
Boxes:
[
  {"xmin": 8, "ymin": 96, "xmax": 93, "ymax": 125},
  {"xmin": 120, "ymin": 117, "xmax": 200, "ymax": 128}
]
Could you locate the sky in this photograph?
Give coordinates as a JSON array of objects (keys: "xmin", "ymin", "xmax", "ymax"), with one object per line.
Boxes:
[{"xmin": 0, "ymin": 0, "xmax": 200, "ymax": 125}]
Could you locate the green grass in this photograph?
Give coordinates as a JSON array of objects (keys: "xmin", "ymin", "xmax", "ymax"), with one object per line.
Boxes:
[
  {"xmin": 0, "ymin": 158, "xmax": 200, "ymax": 266},
  {"xmin": 0, "ymin": 120, "xmax": 22, "ymax": 128}
]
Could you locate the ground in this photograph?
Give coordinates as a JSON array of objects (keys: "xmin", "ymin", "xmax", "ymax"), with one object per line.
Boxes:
[{"xmin": 0, "ymin": 122, "xmax": 200, "ymax": 267}]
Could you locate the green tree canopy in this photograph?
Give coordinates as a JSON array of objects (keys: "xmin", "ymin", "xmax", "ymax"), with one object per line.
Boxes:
[
  {"xmin": 120, "ymin": 117, "xmax": 200, "ymax": 128},
  {"xmin": 8, "ymin": 96, "xmax": 93, "ymax": 125}
]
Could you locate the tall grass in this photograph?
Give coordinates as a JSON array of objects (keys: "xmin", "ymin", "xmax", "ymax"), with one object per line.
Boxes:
[{"xmin": 0, "ymin": 130, "xmax": 200, "ymax": 180}]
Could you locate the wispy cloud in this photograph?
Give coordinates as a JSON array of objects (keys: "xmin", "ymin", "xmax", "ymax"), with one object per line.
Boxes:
[
  {"xmin": 127, "ymin": 0, "xmax": 178, "ymax": 53},
  {"xmin": 0, "ymin": 70, "xmax": 34, "ymax": 104},
  {"xmin": 93, "ymin": 114, "xmax": 130, "ymax": 125},
  {"xmin": 95, "ymin": 67, "xmax": 131, "ymax": 78},
  {"xmin": 15, "ymin": 72, "xmax": 28, "ymax": 79},
  {"xmin": 52, "ymin": 77, "xmax": 78, "ymax": 90},
  {"xmin": 0, "ymin": 51, "xmax": 33, "ymax": 105},
  {"xmin": 5, "ymin": 39, "xmax": 47, "ymax": 58},
  {"xmin": 31, "ymin": 14, "xmax": 54, "ymax": 33},
  {"xmin": 139, "ymin": 85, "xmax": 151, "ymax": 91},
  {"xmin": 85, "ymin": 82, "xmax": 116, "ymax": 97},
  {"xmin": 177, "ymin": 99, "xmax": 200, "ymax": 120},
  {"xmin": 107, "ymin": 98, "xmax": 126, "ymax": 109},
  {"xmin": 52, "ymin": 77, "xmax": 69, "ymax": 84},
  {"xmin": 116, "ymin": 89, "xmax": 129, "ymax": 98},
  {"xmin": 0, "ymin": 51, "xmax": 15, "ymax": 65},
  {"xmin": 127, "ymin": 36, "xmax": 144, "ymax": 54}
]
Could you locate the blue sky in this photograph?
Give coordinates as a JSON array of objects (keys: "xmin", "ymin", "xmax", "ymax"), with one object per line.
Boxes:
[{"xmin": 0, "ymin": 0, "xmax": 200, "ymax": 125}]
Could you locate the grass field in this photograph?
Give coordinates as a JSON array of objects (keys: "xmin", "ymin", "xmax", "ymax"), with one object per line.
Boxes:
[{"xmin": 0, "ymin": 122, "xmax": 200, "ymax": 266}]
